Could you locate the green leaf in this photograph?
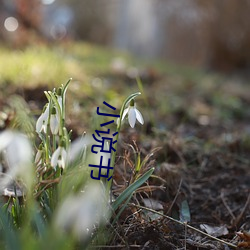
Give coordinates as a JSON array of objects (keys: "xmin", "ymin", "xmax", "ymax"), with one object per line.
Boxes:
[
  {"xmin": 112, "ymin": 192, "xmax": 133, "ymax": 225},
  {"xmin": 179, "ymin": 199, "xmax": 191, "ymax": 222},
  {"xmin": 112, "ymin": 167, "xmax": 154, "ymax": 211},
  {"xmin": 0, "ymin": 208, "xmax": 21, "ymax": 250}
]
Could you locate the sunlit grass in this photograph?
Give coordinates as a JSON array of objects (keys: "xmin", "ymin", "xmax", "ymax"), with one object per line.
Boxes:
[{"xmin": 0, "ymin": 44, "xmax": 85, "ymax": 86}]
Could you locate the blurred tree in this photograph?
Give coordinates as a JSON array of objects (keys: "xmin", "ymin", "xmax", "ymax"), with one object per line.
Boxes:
[
  {"xmin": 204, "ymin": 0, "xmax": 250, "ymax": 71},
  {"xmin": 16, "ymin": 0, "xmax": 41, "ymax": 32},
  {"xmin": 0, "ymin": 0, "xmax": 42, "ymax": 46},
  {"xmin": 159, "ymin": 0, "xmax": 250, "ymax": 71},
  {"xmin": 63, "ymin": 0, "xmax": 115, "ymax": 44}
]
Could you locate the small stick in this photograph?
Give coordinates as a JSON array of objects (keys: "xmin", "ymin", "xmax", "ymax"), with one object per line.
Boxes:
[
  {"xmin": 233, "ymin": 192, "xmax": 250, "ymax": 227},
  {"xmin": 89, "ymin": 245, "xmax": 141, "ymax": 248},
  {"xmin": 166, "ymin": 178, "xmax": 183, "ymax": 215},
  {"xmin": 130, "ymin": 203, "xmax": 237, "ymax": 249},
  {"xmin": 221, "ymin": 190, "xmax": 236, "ymax": 221}
]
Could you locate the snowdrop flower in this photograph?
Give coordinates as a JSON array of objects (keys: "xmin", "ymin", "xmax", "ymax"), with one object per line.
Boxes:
[
  {"xmin": 57, "ymin": 87, "xmax": 63, "ymax": 111},
  {"xmin": 51, "ymin": 142, "xmax": 67, "ymax": 169},
  {"xmin": 50, "ymin": 106, "xmax": 60, "ymax": 135},
  {"xmin": 67, "ymin": 134, "xmax": 89, "ymax": 164},
  {"xmin": 0, "ymin": 130, "xmax": 33, "ymax": 190},
  {"xmin": 35, "ymin": 144, "xmax": 43, "ymax": 164},
  {"xmin": 36, "ymin": 103, "xmax": 50, "ymax": 133},
  {"xmin": 67, "ymin": 135, "xmax": 110, "ymax": 169},
  {"xmin": 122, "ymin": 99, "xmax": 144, "ymax": 128},
  {"xmin": 54, "ymin": 182, "xmax": 109, "ymax": 241}
]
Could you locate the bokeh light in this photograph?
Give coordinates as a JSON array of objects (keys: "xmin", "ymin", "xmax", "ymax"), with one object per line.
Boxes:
[
  {"xmin": 41, "ymin": 0, "xmax": 55, "ymax": 5},
  {"xmin": 4, "ymin": 17, "xmax": 19, "ymax": 32}
]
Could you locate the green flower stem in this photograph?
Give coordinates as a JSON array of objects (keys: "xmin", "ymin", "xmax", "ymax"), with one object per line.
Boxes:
[
  {"xmin": 52, "ymin": 134, "xmax": 56, "ymax": 152},
  {"xmin": 106, "ymin": 92, "xmax": 141, "ymax": 197},
  {"xmin": 61, "ymin": 78, "xmax": 72, "ymax": 127}
]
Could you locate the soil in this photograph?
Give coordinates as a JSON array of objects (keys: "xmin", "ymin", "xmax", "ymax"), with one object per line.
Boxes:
[{"xmin": 1, "ymin": 70, "xmax": 250, "ymax": 250}]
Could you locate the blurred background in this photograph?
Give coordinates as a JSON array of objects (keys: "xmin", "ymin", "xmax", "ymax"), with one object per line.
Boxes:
[
  {"xmin": 0, "ymin": 2, "xmax": 250, "ymax": 249},
  {"xmin": 1, "ymin": 0, "xmax": 250, "ymax": 72}
]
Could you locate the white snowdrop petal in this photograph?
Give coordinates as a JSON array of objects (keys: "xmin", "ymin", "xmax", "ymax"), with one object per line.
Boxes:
[
  {"xmin": 61, "ymin": 148, "xmax": 67, "ymax": 161},
  {"xmin": 60, "ymin": 148, "xmax": 67, "ymax": 169},
  {"xmin": 0, "ymin": 130, "xmax": 13, "ymax": 151},
  {"xmin": 67, "ymin": 136, "xmax": 91, "ymax": 163},
  {"xmin": 44, "ymin": 104, "xmax": 50, "ymax": 118},
  {"xmin": 36, "ymin": 113, "xmax": 45, "ymax": 133},
  {"xmin": 51, "ymin": 147, "xmax": 61, "ymax": 168},
  {"xmin": 0, "ymin": 131, "xmax": 33, "ymax": 190},
  {"xmin": 128, "ymin": 108, "xmax": 136, "ymax": 128},
  {"xmin": 122, "ymin": 108, "xmax": 129, "ymax": 120},
  {"xmin": 58, "ymin": 159, "xmax": 64, "ymax": 169},
  {"xmin": 41, "ymin": 122, "xmax": 48, "ymax": 133},
  {"xmin": 55, "ymin": 182, "xmax": 109, "ymax": 240},
  {"xmin": 35, "ymin": 150, "xmax": 42, "ymax": 164},
  {"xmin": 50, "ymin": 114, "xmax": 59, "ymax": 135},
  {"xmin": 135, "ymin": 109, "xmax": 144, "ymax": 125},
  {"xmin": 6, "ymin": 133, "xmax": 32, "ymax": 170},
  {"xmin": 57, "ymin": 96, "xmax": 63, "ymax": 112}
]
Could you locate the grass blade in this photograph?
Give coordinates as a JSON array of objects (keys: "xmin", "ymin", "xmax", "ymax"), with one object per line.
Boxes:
[{"xmin": 112, "ymin": 167, "xmax": 154, "ymax": 211}]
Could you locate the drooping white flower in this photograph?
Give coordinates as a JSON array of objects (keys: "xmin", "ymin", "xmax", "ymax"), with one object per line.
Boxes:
[
  {"xmin": 57, "ymin": 95, "xmax": 63, "ymax": 112},
  {"xmin": 54, "ymin": 182, "xmax": 109, "ymax": 241},
  {"xmin": 122, "ymin": 99, "xmax": 144, "ymax": 128},
  {"xmin": 56, "ymin": 87, "xmax": 63, "ymax": 112},
  {"xmin": 50, "ymin": 106, "xmax": 59, "ymax": 135},
  {"xmin": 51, "ymin": 144, "xmax": 67, "ymax": 169},
  {"xmin": 67, "ymin": 134, "xmax": 110, "ymax": 178},
  {"xmin": 0, "ymin": 130, "xmax": 33, "ymax": 190},
  {"xmin": 36, "ymin": 103, "xmax": 50, "ymax": 133},
  {"xmin": 35, "ymin": 144, "xmax": 43, "ymax": 164}
]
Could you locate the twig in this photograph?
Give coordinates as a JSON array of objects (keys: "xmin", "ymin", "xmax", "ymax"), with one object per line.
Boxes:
[
  {"xmin": 184, "ymin": 221, "xmax": 187, "ymax": 250},
  {"xmin": 166, "ymin": 178, "xmax": 183, "ymax": 215},
  {"xmin": 221, "ymin": 190, "xmax": 236, "ymax": 221},
  {"xmin": 233, "ymin": 192, "xmax": 250, "ymax": 227},
  {"xmin": 129, "ymin": 203, "xmax": 237, "ymax": 249},
  {"xmin": 89, "ymin": 244, "xmax": 141, "ymax": 248}
]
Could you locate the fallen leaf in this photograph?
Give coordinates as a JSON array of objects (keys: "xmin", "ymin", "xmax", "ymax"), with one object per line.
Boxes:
[
  {"xmin": 200, "ymin": 224, "xmax": 229, "ymax": 237},
  {"xmin": 142, "ymin": 198, "xmax": 163, "ymax": 210},
  {"xmin": 142, "ymin": 198, "xmax": 164, "ymax": 221},
  {"xmin": 237, "ymin": 231, "xmax": 250, "ymax": 248}
]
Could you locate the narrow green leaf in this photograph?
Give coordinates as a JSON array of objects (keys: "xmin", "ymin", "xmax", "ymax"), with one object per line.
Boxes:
[
  {"xmin": 0, "ymin": 208, "xmax": 21, "ymax": 250},
  {"xmin": 32, "ymin": 209, "xmax": 45, "ymax": 237},
  {"xmin": 62, "ymin": 78, "xmax": 72, "ymax": 98},
  {"xmin": 112, "ymin": 167, "xmax": 154, "ymax": 211},
  {"xmin": 112, "ymin": 192, "xmax": 133, "ymax": 225}
]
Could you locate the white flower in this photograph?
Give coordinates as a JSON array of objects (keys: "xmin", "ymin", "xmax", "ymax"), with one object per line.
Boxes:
[
  {"xmin": 56, "ymin": 87, "xmax": 63, "ymax": 108},
  {"xmin": 57, "ymin": 95, "xmax": 63, "ymax": 111},
  {"xmin": 0, "ymin": 130, "xmax": 33, "ymax": 190},
  {"xmin": 50, "ymin": 106, "xmax": 59, "ymax": 135},
  {"xmin": 51, "ymin": 145, "xmax": 67, "ymax": 169},
  {"xmin": 36, "ymin": 104, "xmax": 50, "ymax": 133},
  {"xmin": 54, "ymin": 182, "xmax": 109, "ymax": 241},
  {"xmin": 122, "ymin": 100, "xmax": 144, "ymax": 128},
  {"xmin": 35, "ymin": 149, "xmax": 42, "ymax": 164},
  {"xmin": 35, "ymin": 144, "xmax": 43, "ymax": 164}
]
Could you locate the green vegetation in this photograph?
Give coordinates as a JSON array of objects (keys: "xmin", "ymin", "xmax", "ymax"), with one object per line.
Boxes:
[{"xmin": 0, "ymin": 42, "xmax": 249, "ymax": 249}]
